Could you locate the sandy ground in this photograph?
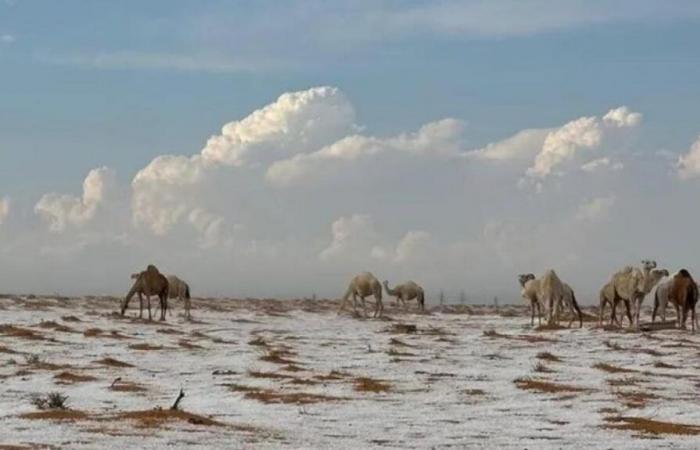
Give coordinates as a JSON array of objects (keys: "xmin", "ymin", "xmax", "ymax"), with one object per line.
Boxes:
[{"xmin": 1, "ymin": 296, "xmax": 700, "ymax": 449}]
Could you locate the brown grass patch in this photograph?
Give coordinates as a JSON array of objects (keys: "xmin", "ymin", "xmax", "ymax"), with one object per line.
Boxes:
[
  {"xmin": 243, "ymin": 389, "xmax": 343, "ymax": 405},
  {"xmin": 606, "ymin": 376, "xmax": 644, "ymax": 387},
  {"xmin": 533, "ymin": 362, "xmax": 555, "ymax": 373},
  {"xmin": 536, "ymin": 352, "xmax": 562, "ymax": 362},
  {"xmin": 593, "ymin": 363, "xmax": 638, "ymax": 374},
  {"xmin": 61, "ymin": 315, "xmax": 81, "ymax": 322},
  {"xmin": 54, "ymin": 371, "xmax": 98, "ymax": 384},
  {"xmin": 110, "ymin": 381, "xmax": 147, "ymax": 393},
  {"xmin": 314, "ymin": 370, "xmax": 351, "ymax": 381},
  {"xmin": 248, "ymin": 337, "xmax": 269, "ymax": 346},
  {"xmin": 282, "ymin": 364, "xmax": 304, "ymax": 372},
  {"xmin": 463, "ymin": 388, "xmax": 486, "ymax": 396},
  {"xmin": 128, "ymin": 343, "xmax": 163, "ymax": 351},
  {"xmin": 117, "ymin": 409, "xmax": 224, "ymax": 428},
  {"xmin": 259, "ymin": 349, "xmax": 298, "ymax": 365},
  {"xmin": 20, "ymin": 410, "xmax": 88, "ymax": 421},
  {"xmin": 156, "ymin": 328, "xmax": 184, "ymax": 335},
  {"xmin": 95, "ymin": 357, "xmax": 133, "ymax": 368},
  {"xmin": 614, "ymin": 389, "xmax": 660, "ymax": 409},
  {"xmin": 353, "ymin": 377, "xmax": 392, "ymax": 393},
  {"xmin": 178, "ymin": 340, "xmax": 203, "ymax": 350},
  {"xmin": 603, "ymin": 416, "xmax": 700, "ymax": 436},
  {"xmin": 389, "ymin": 337, "xmax": 416, "ymax": 347},
  {"xmin": 514, "ymin": 377, "xmax": 593, "ymax": 394},
  {"xmin": 0, "ymin": 345, "xmax": 18, "ymax": 354},
  {"xmin": 0, "ymin": 325, "xmax": 44, "ymax": 340},
  {"xmin": 653, "ymin": 361, "xmax": 678, "ymax": 369},
  {"xmin": 249, "ymin": 370, "xmax": 296, "ymax": 380},
  {"xmin": 83, "ymin": 328, "xmax": 103, "ymax": 337},
  {"xmin": 534, "ymin": 324, "xmax": 567, "ymax": 332},
  {"xmin": 482, "ymin": 329, "xmax": 556, "ymax": 343},
  {"xmin": 37, "ymin": 320, "xmax": 75, "ymax": 332}
]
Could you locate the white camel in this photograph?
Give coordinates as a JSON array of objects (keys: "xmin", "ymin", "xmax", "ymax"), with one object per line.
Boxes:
[
  {"xmin": 339, "ymin": 272, "xmax": 383, "ymax": 318},
  {"xmin": 606, "ymin": 260, "xmax": 668, "ymax": 330},
  {"xmin": 383, "ymin": 280, "xmax": 425, "ymax": 311},
  {"xmin": 519, "ymin": 272, "xmax": 581, "ymax": 327},
  {"xmin": 167, "ymin": 275, "xmax": 192, "ymax": 320}
]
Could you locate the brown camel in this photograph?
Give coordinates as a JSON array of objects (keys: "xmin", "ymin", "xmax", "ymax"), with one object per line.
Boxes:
[
  {"xmin": 669, "ymin": 269, "xmax": 698, "ymax": 332},
  {"xmin": 121, "ymin": 265, "xmax": 169, "ymax": 321}
]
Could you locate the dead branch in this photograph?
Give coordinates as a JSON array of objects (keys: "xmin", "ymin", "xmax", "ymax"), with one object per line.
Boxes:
[{"xmin": 170, "ymin": 388, "xmax": 185, "ymax": 410}]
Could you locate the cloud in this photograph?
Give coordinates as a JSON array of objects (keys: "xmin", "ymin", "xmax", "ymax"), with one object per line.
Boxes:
[
  {"xmin": 319, "ymin": 214, "xmax": 377, "ymax": 262},
  {"xmin": 575, "ymin": 195, "xmax": 617, "ymax": 223},
  {"xmin": 580, "ymin": 157, "xmax": 624, "ymax": 173},
  {"xmin": 677, "ymin": 136, "xmax": 700, "ymax": 180},
  {"xmin": 132, "ymin": 86, "xmax": 355, "ymax": 235},
  {"xmin": 266, "ymin": 118, "xmax": 465, "ymax": 187},
  {"xmin": 0, "ymin": 34, "xmax": 14, "ymax": 44},
  {"xmin": 467, "ymin": 128, "xmax": 550, "ymax": 161},
  {"xmin": 0, "ymin": 196, "xmax": 9, "ymax": 224},
  {"xmin": 35, "ymin": 167, "xmax": 116, "ymax": 232},
  {"xmin": 525, "ymin": 106, "xmax": 641, "ymax": 180}
]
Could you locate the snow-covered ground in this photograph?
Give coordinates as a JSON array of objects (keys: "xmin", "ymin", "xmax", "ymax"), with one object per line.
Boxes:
[{"xmin": 1, "ymin": 296, "xmax": 700, "ymax": 449}]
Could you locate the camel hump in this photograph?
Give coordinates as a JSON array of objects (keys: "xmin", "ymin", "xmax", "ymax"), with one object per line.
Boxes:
[
  {"xmin": 146, "ymin": 264, "xmax": 160, "ymax": 274},
  {"xmin": 678, "ymin": 269, "xmax": 692, "ymax": 278}
]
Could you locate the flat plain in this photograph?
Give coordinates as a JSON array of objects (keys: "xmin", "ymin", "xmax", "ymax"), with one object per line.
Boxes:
[{"xmin": 1, "ymin": 296, "xmax": 700, "ymax": 449}]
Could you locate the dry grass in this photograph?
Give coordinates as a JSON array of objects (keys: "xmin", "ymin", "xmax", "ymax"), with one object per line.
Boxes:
[
  {"xmin": 178, "ymin": 340, "xmax": 203, "ymax": 350},
  {"xmin": 603, "ymin": 416, "xmax": 700, "ymax": 436},
  {"xmin": 54, "ymin": 371, "xmax": 98, "ymax": 384},
  {"xmin": 95, "ymin": 357, "xmax": 133, "ymax": 368},
  {"xmin": 533, "ymin": 362, "xmax": 555, "ymax": 373},
  {"xmin": 606, "ymin": 376, "xmax": 644, "ymax": 387},
  {"xmin": 514, "ymin": 377, "xmax": 593, "ymax": 394},
  {"xmin": 259, "ymin": 349, "xmax": 298, "ymax": 365},
  {"xmin": 604, "ymin": 340, "xmax": 624, "ymax": 351},
  {"xmin": 37, "ymin": 320, "xmax": 75, "ymax": 333},
  {"xmin": 110, "ymin": 381, "xmax": 147, "ymax": 393},
  {"xmin": 314, "ymin": 370, "xmax": 351, "ymax": 381},
  {"xmin": 353, "ymin": 377, "xmax": 392, "ymax": 393},
  {"xmin": 227, "ymin": 384, "xmax": 345, "ymax": 404},
  {"xmin": 128, "ymin": 343, "xmax": 164, "ymax": 351},
  {"xmin": 653, "ymin": 361, "xmax": 679, "ymax": 369},
  {"xmin": 0, "ymin": 325, "xmax": 44, "ymax": 340},
  {"xmin": 593, "ymin": 363, "xmax": 638, "ymax": 374},
  {"xmin": 536, "ymin": 352, "xmax": 562, "ymax": 362},
  {"xmin": 614, "ymin": 389, "xmax": 660, "ymax": 409},
  {"xmin": 534, "ymin": 324, "xmax": 567, "ymax": 332},
  {"xmin": 389, "ymin": 337, "xmax": 416, "ymax": 347},
  {"xmin": 117, "ymin": 409, "xmax": 224, "ymax": 428}
]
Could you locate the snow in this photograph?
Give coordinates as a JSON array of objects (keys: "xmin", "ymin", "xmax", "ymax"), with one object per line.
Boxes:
[{"xmin": 1, "ymin": 296, "xmax": 699, "ymax": 448}]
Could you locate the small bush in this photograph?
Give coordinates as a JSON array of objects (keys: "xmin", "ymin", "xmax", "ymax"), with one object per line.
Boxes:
[{"xmin": 31, "ymin": 392, "xmax": 68, "ymax": 410}]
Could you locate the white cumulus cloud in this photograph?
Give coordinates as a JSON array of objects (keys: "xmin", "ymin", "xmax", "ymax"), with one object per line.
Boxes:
[
  {"xmin": 677, "ymin": 136, "xmax": 700, "ymax": 180},
  {"xmin": 575, "ymin": 195, "xmax": 617, "ymax": 223},
  {"xmin": 35, "ymin": 167, "xmax": 116, "ymax": 232}
]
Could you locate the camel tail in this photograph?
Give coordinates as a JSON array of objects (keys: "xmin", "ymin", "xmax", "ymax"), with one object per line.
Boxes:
[
  {"xmin": 418, "ymin": 289, "xmax": 425, "ymax": 310},
  {"xmin": 571, "ymin": 290, "xmax": 583, "ymax": 328}
]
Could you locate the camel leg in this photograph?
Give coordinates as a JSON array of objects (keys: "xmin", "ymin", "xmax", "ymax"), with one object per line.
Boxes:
[
  {"xmin": 147, "ymin": 296, "xmax": 152, "ymax": 321},
  {"xmin": 138, "ymin": 293, "xmax": 143, "ymax": 319},
  {"xmin": 160, "ymin": 294, "xmax": 167, "ymax": 321},
  {"xmin": 598, "ymin": 299, "xmax": 606, "ymax": 327},
  {"xmin": 623, "ymin": 300, "xmax": 633, "ymax": 327},
  {"xmin": 536, "ymin": 302, "xmax": 542, "ymax": 326},
  {"xmin": 530, "ymin": 301, "xmax": 535, "ymax": 326}
]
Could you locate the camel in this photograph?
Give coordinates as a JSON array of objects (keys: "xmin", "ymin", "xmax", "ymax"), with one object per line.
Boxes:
[
  {"xmin": 121, "ymin": 265, "xmax": 169, "ymax": 321},
  {"xmin": 383, "ymin": 280, "xmax": 425, "ymax": 311},
  {"xmin": 539, "ymin": 269, "xmax": 566, "ymax": 325},
  {"xmin": 652, "ymin": 276, "xmax": 700, "ymax": 329},
  {"xmin": 669, "ymin": 269, "xmax": 698, "ymax": 332},
  {"xmin": 519, "ymin": 273, "xmax": 582, "ymax": 327},
  {"xmin": 167, "ymin": 275, "xmax": 192, "ymax": 320},
  {"xmin": 338, "ymin": 272, "xmax": 383, "ymax": 318},
  {"xmin": 603, "ymin": 260, "xmax": 668, "ymax": 329}
]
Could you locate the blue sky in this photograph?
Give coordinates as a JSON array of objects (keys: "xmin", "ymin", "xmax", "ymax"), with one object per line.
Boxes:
[{"xmin": 1, "ymin": 1, "xmax": 700, "ymax": 299}]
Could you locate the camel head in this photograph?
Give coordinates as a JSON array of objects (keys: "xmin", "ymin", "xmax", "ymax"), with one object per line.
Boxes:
[
  {"xmin": 130, "ymin": 273, "xmax": 140, "ymax": 280},
  {"xmin": 641, "ymin": 268, "xmax": 669, "ymax": 293},
  {"xmin": 641, "ymin": 260, "xmax": 657, "ymax": 271},
  {"xmin": 518, "ymin": 273, "xmax": 536, "ymax": 287}
]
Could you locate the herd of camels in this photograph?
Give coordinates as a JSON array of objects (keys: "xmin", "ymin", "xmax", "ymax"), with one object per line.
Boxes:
[{"xmin": 118, "ymin": 260, "xmax": 698, "ymax": 333}]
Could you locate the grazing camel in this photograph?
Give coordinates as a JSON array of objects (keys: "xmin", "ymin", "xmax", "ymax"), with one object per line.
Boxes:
[
  {"xmin": 605, "ymin": 260, "xmax": 668, "ymax": 329},
  {"xmin": 383, "ymin": 280, "xmax": 425, "ymax": 311},
  {"xmin": 121, "ymin": 265, "xmax": 169, "ymax": 321},
  {"xmin": 669, "ymin": 269, "xmax": 698, "ymax": 332},
  {"xmin": 519, "ymin": 273, "xmax": 582, "ymax": 327},
  {"xmin": 540, "ymin": 270, "xmax": 566, "ymax": 326},
  {"xmin": 338, "ymin": 272, "xmax": 383, "ymax": 318},
  {"xmin": 167, "ymin": 275, "xmax": 192, "ymax": 320},
  {"xmin": 518, "ymin": 274, "xmax": 544, "ymax": 326}
]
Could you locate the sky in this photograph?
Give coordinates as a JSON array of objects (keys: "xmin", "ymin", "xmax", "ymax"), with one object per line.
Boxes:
[{"xmin": 1, "ymin": 1, "xmax": 700, "ymax": 303}]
